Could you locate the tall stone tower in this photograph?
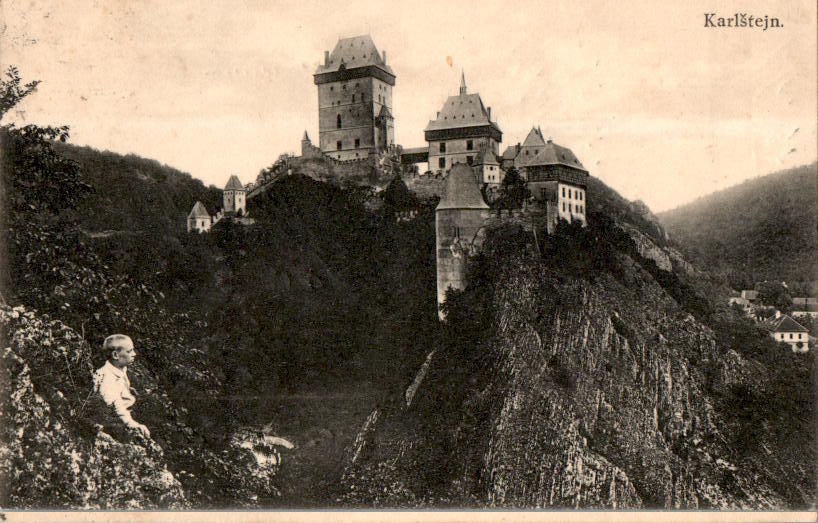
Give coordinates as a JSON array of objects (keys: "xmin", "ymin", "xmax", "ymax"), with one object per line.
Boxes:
[
  {"xmin": 223, "ymin": 175, "xmax": 246, "ymax": 215},
  {"xmin": 435, "ymin": 163, "xmax": 490, "ymax": 319},
  {"xmin": 314, "ymin": 35, "xmax": 395, "ymax": 161}
]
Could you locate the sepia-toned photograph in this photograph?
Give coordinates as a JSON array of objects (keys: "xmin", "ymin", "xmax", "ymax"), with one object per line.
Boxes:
[{"xmin": 0, "ymin": 0, "xmax": 816, "ymax": 518}]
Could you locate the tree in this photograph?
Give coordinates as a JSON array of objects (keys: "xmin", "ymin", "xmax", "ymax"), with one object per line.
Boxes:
[
  {"xmin": 757, "ymin": 281, "xmax": 792, "ymax": 312},
  {"xmin": 498, "ymin": 166, "xmax": 530, "ymax": 210}
]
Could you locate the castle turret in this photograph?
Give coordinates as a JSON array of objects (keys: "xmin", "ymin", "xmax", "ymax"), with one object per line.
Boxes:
[
  {"xmin": 435, "ymin": 163, "xmax": 490, "ymax": 319},
  {"xmin": 223, "ymin": 175, "xmax": 246, "ymax": 216},
  {"xmin": 187, "ymin": 201, "xmax": 212, "ymax": 233}
]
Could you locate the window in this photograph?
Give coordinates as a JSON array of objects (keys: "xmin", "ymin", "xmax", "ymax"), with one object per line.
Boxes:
[
  {"xmin": 352, "ymin": 95, "xmax": 356, "ymax": 102},
  {"xmin": 439, "ymin": 157, "xmax": 446, "ymax": 169},
  {"xmin": 439, "ymin": 142, "xmax": 446, "ymax": 153},
  {"xmin": 562, "ymin": 187, "xmax": 565, "ymax": 197},
  {"xmin": 355, "ymin": 138, "xmax": 360, "ymax": 148},
  {"xmin": 562, "ymin": 202, "xmax": 566, "ymax": 212},
  {"xmin": 466, "ymin": 140, "xmax": 473, "ymax": 151},
  {"xmin": 330, "ymin": 86, "xmax": 334, "ymax": 91},
  {"xmin": 466, "ymin": 156, "xmax": 473, "ymax": 165},
  {"xmin": 337, "ymin": 141, "xmax": 342, "ymax": 150},
  {"xmin": 337, "ymin": 114, "xmax": 342, "ymax": 129},
  {"xmin": 342, "ymin": 84, "xmax": 346, "ymax": 90}
]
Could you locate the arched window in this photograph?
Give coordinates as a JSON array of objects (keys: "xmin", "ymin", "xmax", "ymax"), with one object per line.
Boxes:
[{"xmin": 337, "ymin": 114, "xmax": 342, "ymax": 129}]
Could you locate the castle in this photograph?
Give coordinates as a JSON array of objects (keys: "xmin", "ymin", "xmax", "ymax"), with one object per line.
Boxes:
[
  {"xmin": 187, "ymin": 35, "xmax": 591, "ymax": 318},
  {"xmin": 186, "ymin": 175, "xmax": 253, "ymax": 233}
]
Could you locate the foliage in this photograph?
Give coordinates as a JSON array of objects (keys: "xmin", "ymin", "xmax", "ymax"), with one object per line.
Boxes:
[
  {"xmin": 659, "ymin": 164, "xmax": 818, "ymax": 290},
  {"xmin": 756, "ymin": 280, "xmax": 793, "ymax": 312},
  {"xmin": 495, "ymin": 167, "xmax": 530, "ymax": 209}
]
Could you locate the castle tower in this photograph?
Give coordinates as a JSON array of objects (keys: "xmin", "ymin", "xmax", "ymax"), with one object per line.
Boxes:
[
  {"xmin": 223, "ymin": 175, "xmax": 246, "ymax": 216},
  {"xmin": 435, "ymin": 163, "xmax": 490, "ymax": 319},
  {"xmin": 314, "ymin": 35, "xmax": 396, "ymax": 161},
  {"xmin": 425, "ymin": 71, "xmax": 502, "ymax": 174},
  {"xmin": 187, "ymin": 201, "xmax": 212, "ymax": 233}
]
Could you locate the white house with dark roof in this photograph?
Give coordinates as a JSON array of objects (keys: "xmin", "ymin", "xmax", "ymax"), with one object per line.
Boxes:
[
  {"xmin": 425, "ymin": 72, "xmax": 502, "ymax": 174},
  {"xmin": 223, "ymin": 174, "xmax": 247, "ymax": 216},
  {"xmin": 765, "ymin": 313, "xmax": 810, "ymax": 352},
  {"xmin": 474, "ymin": 144, "xmax": 502, "ymax": 186},
  {"xmin": 187, "ymin": 201, "xmax": 212, "ymax": 233}
]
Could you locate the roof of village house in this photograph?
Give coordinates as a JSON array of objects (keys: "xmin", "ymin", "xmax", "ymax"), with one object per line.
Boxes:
[
  {"xmin": 437, "ymin": 163, "xmax": 489, "ymax": 210},
  {"xmin": 188, "ymin": 201, "xmax": 210, "ymax": 219},
  {"xmin": 224, "ymin": 175, "xmax": 245, "ymax": 191},
  {"xmin": 741, "ymin": 290, "xmax": 759, "ymax": 299},
  {"xmin": 515, "ymin": 139, "xmax": 587, "ymax": 171},
  {"xmin": 314, "ymin": 35, "xmax": 394, "ymax": 76},
  {"xmin": 766, "ymin": 314, "xmax": 809, "ymax": 333},
  {"xmin": 424, "ymin": 75, "xmax": 501, "ymax": 134}
]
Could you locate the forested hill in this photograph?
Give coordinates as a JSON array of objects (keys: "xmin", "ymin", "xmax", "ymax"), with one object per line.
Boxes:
[
  {"xmin": 53, "ymin": 142, "xmax": 223, "ymax": 234},
  {"xmin": 658, "ymin": 163, "xmax": 818, "ymax": 291}
]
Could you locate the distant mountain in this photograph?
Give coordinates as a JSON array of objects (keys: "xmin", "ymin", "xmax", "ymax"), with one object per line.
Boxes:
[{"xmin": 658, "ymin": 163, "xmax": 818, "ymax": 292}]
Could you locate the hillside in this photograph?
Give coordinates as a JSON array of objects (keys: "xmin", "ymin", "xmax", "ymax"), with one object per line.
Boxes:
[
  {"xmin": 658, "ymin": 164, "xmax": 818, "ymax": 292},
  {"xmin": 339, "ymin": 210, "xmax": 816, "ymax": 508}
]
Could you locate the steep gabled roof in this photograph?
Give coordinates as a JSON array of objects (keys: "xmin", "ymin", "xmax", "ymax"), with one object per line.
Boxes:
[
  {"xmin": 522, "ymin": 127, "xmax": 546, "ymax": 148},
  {"xmin": 188, "ymin": 201, "xmax": 210, "ymax": 219},
  {"xmin": 378, "ymin": 104, "xmax": 393, "ymax": 119},
  {"xmin": 515, "ymin": 139, "xmax": 587, "ymax": 171},
  {"xmin": 767, "ymin": 315, "xmax": 809, "ymax": 333},
  {"xmin": 475, "ymin": 145, "xmax": 499, "ymax": 166},
  {"xmin": 437, "ymin": 164, "xmax": 489, "ymax": 210},
  {"xmin": 314, "ymin": 35, "xmax": 394, "ymax": 76},
  {"xmin": 224, "ymin": 175, "xmax": 245, "ymax": 191},
  {"xmin": 425, "ymin": 92, "xmax": 501, "ymax": 132}
]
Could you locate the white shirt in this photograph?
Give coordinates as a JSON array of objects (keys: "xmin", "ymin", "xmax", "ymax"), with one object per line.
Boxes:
[{"xmin": 93, "ymin": 360, "xmax": 139, "ymax": 429}]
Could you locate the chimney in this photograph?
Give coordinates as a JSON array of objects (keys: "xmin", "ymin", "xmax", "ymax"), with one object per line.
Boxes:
[
  {"xmin": 382, "ymin": 50, "xmax": 387, "ymax": 63},
  {"xmin": 324, "ymin": 51, "xmax": 329, "ymax": 65},
  {"xmin": 487, "ymin": 107, "xmax": 491, "ymax": 120}
]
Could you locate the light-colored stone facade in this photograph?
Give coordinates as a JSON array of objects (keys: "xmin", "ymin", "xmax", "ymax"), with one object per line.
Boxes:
[{"xmin": 314, "ymin": 35, "xmax": 395, "ymax": 161}]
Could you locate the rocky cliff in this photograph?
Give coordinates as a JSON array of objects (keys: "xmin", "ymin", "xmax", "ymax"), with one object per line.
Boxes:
[
  {"xmin": 0, "ymin": 304, "xmax": 280, "ymax": 508},
  {"xmin": 339, "ymin": 219, "xmax": 816, "ymax": 509}
]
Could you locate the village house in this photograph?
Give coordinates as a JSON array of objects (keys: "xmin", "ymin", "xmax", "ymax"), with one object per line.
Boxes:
[{"xmin": 764, "ymin": 312, "xmax": 810, "ymax": 353}]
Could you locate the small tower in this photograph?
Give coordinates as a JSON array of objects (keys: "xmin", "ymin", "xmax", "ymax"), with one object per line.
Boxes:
[
  {"xmin": 223, "ymin": 175, "xmax": 246, "ymax": 216},
  {"xmin": 435, "ymin": 163, "xmax": 490, "ymax": 319},
  {"xmin": 187, "ymin": 201, "xmax": 212, "ymax": 233}
]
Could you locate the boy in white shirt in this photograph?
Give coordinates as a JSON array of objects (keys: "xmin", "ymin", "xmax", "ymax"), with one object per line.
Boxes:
[{"xmin": 93, "ymin": 334, "xmax": 150, "ymax": 439}]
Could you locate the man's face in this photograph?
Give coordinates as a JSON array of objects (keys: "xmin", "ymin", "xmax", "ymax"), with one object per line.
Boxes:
[{"xmin": 112, "ymin": 339, "xmax": 136, "ymax": 367}]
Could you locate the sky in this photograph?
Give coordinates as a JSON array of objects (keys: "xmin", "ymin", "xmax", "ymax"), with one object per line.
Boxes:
[{"xmin": 2, "ymin": 0, "xmax": 816, "ymax": 212}]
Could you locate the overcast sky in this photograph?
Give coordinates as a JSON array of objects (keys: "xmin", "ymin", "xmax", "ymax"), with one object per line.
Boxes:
[{"xmin": 3, "ymin": 0, "xmax": 816, "ymax": 212}]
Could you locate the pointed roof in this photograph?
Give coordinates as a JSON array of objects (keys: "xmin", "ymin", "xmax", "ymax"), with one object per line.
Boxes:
[
  {"xmin": 188, "ymin": 201, "xmax": 210, "ymax": 219},
  {"xmin": 522, "ymin": 127, "xmax": 546, "ymax": 148},
  {"xmin": 314, "ymin": 35, "xmax": 394, "ymax": 76},
  {"xmin": 515, "ymin": 139, "xmax": 587, "ymax": 171},
  {"xmin": 424, "ymin": 81, "xmax": 501, "ymax": 134},
  {"xmin": 475, "ymin": 145, "xmax": 499, "ymax": 166},
  {"xmin": 378, "ymin": 104, "xmax": 393, "ymax": 119},
  {"xmin": 302, "ymin": 130, "xmax": 311, "ymax": 142},
  {"xmin": 437, "ymin": 164, "xmax": 489, "ymax": 211},
  {"xmin": 224, "ymin": 175, "xmax": 245, "ymax": 191},
  {"xmin": 501, "ymin": 144, "xmax": 520, "ymax": 161},
  {"xmin": 767, "ymin": 315, "xmax": 809, "ymax": 333},
  {"xmin": 459, "ymin": 70, "xmax": 467, "ymax": 95}
]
